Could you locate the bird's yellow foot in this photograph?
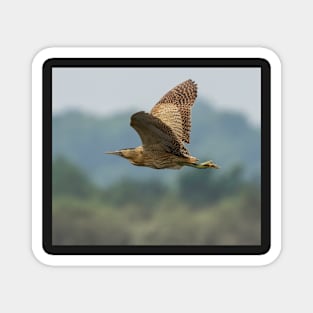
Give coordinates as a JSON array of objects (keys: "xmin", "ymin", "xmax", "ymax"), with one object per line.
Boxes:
[{"xmin": 198, "ymin": 160, "xmax": 220, "ymax": 169}]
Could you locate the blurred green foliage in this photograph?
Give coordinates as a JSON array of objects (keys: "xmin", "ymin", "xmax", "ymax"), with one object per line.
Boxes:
[
  {"xmin": 52, "ymin": 103, "xmax": 261, "ymax": 246},
  {"xmin": 53, "ymin": 157, "xmax": 95, "ymax": 199},
  {"xmin": 52, "ymin": 156, "xmax": 261, "ymax": 246}
]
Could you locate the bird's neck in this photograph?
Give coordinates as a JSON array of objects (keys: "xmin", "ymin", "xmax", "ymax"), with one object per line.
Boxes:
[{"xmin": 121, "ymin": 146, "xmax": 144, "ymax": 164}]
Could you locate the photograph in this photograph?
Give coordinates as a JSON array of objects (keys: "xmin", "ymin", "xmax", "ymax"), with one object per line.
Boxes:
[{"xmin": 51, "ymin": 65, "xmax": 262, "ymax": 247}]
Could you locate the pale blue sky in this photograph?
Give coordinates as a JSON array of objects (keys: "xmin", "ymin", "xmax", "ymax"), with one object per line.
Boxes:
[{"xmin": 52, "ymin": 67, "xmax": 261, "ymax": 125}]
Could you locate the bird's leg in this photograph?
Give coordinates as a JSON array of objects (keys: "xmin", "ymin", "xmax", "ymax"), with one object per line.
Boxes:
[{"xmin": 186, "ymin": 160, "xmax": 220, "ymax": 169}]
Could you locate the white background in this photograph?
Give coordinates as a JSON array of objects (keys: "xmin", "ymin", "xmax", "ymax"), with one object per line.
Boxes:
[{"xmin": 0, "ymin": 0, "xmax": 312, "ymax": 312}]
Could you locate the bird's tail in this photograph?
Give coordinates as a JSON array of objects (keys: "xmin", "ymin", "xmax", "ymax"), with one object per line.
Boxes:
[{"xmin": 186, "ymin": 156, "xmax": 198, "ymax": 164}]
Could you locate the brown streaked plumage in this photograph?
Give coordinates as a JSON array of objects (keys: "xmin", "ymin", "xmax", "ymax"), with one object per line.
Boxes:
[{"xmin": 106, "ymin": 79, "xmax": 219, "ymax": 170}]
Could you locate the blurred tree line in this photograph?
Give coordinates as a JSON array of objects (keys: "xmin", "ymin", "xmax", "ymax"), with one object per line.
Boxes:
[{"xmin": 52, "ymin": 156, "xmax": 261, "ymax": 246}]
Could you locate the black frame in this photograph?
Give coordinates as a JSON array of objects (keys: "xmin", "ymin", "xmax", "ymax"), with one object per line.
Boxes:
[{"xmin": 43, "ymin": 58, "xmax": 271, "ymax": 255}]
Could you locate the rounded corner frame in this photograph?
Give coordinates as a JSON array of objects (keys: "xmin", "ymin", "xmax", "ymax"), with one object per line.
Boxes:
[{"xmin": 32, "ymin": 47, "xmax": 281, "ymax": 266}]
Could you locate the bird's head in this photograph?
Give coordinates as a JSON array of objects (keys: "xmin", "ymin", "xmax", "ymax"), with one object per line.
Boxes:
[{"xmin": 105, "ymin": 147, "xmax": 143, "ymax": 164}]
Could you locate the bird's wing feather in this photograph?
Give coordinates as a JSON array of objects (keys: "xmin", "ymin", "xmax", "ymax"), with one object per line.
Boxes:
[
  {"xmin": 150, "ymin": 79, "xmax": 197, "ymax": 143},
  {"xmin": 130, "ymin": 111, "xmax": 189, "ymax": 156}
]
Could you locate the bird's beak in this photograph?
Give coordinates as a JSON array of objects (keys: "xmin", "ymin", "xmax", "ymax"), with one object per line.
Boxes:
[{"xmin": 105, "ymin": 151, "xmax": 122, "ymax": 156}]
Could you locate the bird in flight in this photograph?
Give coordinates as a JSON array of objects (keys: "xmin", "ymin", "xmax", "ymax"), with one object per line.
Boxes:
[{"xmin": 106, "ymin": 79, "xmax": 219, "ymax": 170}]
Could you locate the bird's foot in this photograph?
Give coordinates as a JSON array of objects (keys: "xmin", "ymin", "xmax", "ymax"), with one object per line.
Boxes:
[{"xmin": 197, "ymin": 160, "xmax": 220, "ymax": 169}]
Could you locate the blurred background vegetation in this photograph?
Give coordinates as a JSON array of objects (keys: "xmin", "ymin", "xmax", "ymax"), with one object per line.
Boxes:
[{"xmin": 52, "ymin": 100, "xmax": 261, "ymax": 245}]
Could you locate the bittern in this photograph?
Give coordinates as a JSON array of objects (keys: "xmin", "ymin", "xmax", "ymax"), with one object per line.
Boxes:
[{"xmin": 106, "ymin": 79, "xmax": 219, "ymax": 170}]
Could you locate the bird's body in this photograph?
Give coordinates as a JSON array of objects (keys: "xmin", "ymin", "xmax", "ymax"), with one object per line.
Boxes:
[
  {"xmin": 114, "ymin": 145, "xmax": 197, "ymax": 169},
  {"xmin": 106, "ymin": 80, "xmax": 219, "ymax": 170}
]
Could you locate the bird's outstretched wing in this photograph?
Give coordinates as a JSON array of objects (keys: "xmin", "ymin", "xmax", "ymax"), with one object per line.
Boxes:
[
  {"xmin": 130, "ymin": 111, "xmax": 189, "ymax": 156},
  {"xmin": 150, "ymin": 79, "xmax": 197, "ymax": 143}
]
